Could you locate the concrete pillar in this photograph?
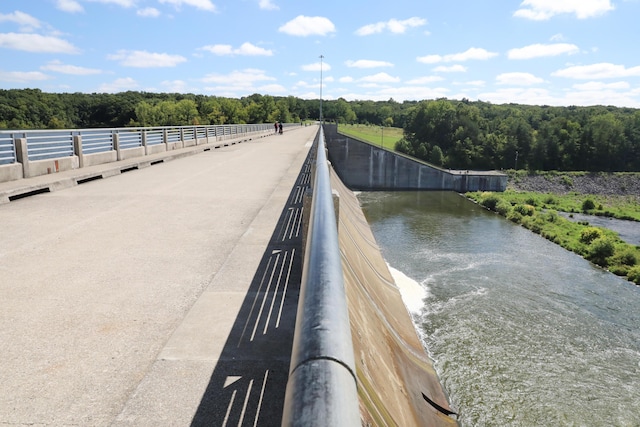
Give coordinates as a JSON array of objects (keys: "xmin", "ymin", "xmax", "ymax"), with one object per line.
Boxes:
[
  {"xmin": 114, "ymin": 133, "xmax": 121, "ymax": 161},
  {"xmin": 15, "ymin": 137, "xmax": 29, "ymax": 178},
  {"xmin": 73, "ymin": 135, "xmax": 84, "ymax": 168},
  {"xmin": 142, "ymin": 130, "xmax": 148, "ymax": 155},
  {"xmin": 163, "ymin": 129, "xmax": 169, "ymax": 149}
]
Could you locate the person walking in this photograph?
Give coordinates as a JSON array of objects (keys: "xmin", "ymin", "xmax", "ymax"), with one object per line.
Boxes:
[
  {"xmin": 274, "ymin": 122, "xmax": 278, "ymax": 134},
  {"xmin": 278, "ymin": 122, "xmax": 283, "ymax": 134}
]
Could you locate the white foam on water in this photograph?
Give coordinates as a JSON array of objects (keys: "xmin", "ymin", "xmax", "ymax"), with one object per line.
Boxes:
[{"xmin": 388, "ymin": 264, "xmax": 428, "ymax": 315}]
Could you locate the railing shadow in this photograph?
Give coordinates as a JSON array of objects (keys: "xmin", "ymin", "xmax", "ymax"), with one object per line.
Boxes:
[{"xmin": 190, "ymin": 153, "xmax": 311, "ymax": 427}]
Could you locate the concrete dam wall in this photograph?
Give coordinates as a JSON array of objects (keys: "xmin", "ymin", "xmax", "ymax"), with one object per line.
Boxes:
[
  {"xmin": 324, "ymin": 124, "xmax": 507, "ymax": 192},
  {"xmin": 330, "ymin": 167, "xmax": 457, "ymax": 426}
]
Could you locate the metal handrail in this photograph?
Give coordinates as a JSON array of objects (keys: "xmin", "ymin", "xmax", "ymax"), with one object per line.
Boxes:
[{"xmin": 281, "ymin": 126, "xmax": 359, "ymax": 426}]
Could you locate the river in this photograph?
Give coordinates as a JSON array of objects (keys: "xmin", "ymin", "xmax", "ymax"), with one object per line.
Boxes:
[{"xmin": 357, "ymin": 191, "xmax": 640, "ymax": 427}]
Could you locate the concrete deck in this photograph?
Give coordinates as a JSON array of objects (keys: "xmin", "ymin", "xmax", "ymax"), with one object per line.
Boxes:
[{"xmin": 0, "ymin": 125, "xmax": 317, "ymax": 426}]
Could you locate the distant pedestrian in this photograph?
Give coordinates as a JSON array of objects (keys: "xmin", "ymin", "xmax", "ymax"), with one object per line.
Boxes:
[
  {"xmin": 274, "ymin": 122, "xmax": 278, "ymax": 134},
  {"xmin": 278, "ymin": 122, "xmax": 283, "ymax": 134}
]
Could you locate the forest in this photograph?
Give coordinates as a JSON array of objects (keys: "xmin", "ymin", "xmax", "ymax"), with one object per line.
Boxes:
[{"xmin": 1, "ymin": 88, "xmax": 640, "ymax": 172}]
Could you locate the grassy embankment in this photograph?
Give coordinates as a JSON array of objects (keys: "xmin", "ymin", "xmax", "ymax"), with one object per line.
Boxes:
[
  {"xmin": 337, "ymin": 124, "xmax": 403, "ymax": 151},
  {"xmin": 466, "ymin": 190, "xmax": 640, "ymax": 285}
]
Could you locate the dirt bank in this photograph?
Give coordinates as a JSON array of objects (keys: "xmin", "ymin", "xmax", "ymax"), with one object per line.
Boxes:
[{"xmin": 507, "ymin": 172, "xmax": 640, "ymax": 201}]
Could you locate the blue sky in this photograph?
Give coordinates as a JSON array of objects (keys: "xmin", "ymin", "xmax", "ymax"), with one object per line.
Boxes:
[{"xmin": 1, "ymin": 0, "xmax": 640, "ymax": 107}]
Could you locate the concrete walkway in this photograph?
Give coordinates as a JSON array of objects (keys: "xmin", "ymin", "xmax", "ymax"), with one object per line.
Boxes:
[{"xmin": 0, "ymin": 125, "xmax": 317, "ymax": 426}]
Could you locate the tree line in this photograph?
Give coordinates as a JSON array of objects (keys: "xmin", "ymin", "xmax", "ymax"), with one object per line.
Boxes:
[
  {"xmin": 396, "ymin": 99, "xmax": 640, "ymax": 172},
  {"xmin": 2, "ymin": 89, "xmax": 639, "ymax": 172}
]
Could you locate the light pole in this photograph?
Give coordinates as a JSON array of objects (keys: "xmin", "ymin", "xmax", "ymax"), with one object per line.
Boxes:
[
  {"xmin": 515, "ymin": 150, "xmax": 519, "ymax": 171},
  {"xmin": 380, "ymin": 126, "xmax": 383, "ymax": 149},
  {"xmin": 319, "ymin": 55, "xmax": 324, "ymax": 124}
]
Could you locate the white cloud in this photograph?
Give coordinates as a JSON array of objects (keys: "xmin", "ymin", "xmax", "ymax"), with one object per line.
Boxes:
[
  {"xmin": 345, "ymin": 60, "xmax": 394, "ymax": 69},
  {"xmin": 137, "ymin": 7, "xmax": 161, "ymax": 17},
  {"xmin": 0, "ymin": 33, "xmax": 79, "ymax": 53},
  {"xmin": 279, "ymin": 16, "xmax": 336, "ymax": 37},
  {"xmin": 550, "ymin": 33, "xmax": 566, "ymax": 42},
  {"xmin": 454, "ymin": 80, "xmax": 486, "ymax": 87},
  {"xmin": 56, "ymin": 0, "xmax": 84, "ymax": 13},
  {"xmin": 0, "ymin": 11, "xmax": 42, "ymax": 31},
  {"xmin": 514, "ymin": 0, "xmax": 614, "ymax": 20},
  {"xmin": 406, "ymin": 76, "xmax": 445, "ymax": 84},
  {"xmin": 508, "ymin": 43, "xmax": 579, "ymax": 59},
  {"xmin": 160, "ymin": 79, "xmax": 192, "ymax": 92},
  {"xmin": 496, "ymin": 72, "xmax": 545, "ymax": 85},
  {"xmin": 41, "ymin": 60, "xmax": 102, "ymax": 75},
  {"xmin": 201, "ymin": 69, "xmax": 279, "ymax": 96},
  {"xmin": 572, "ymin": 81, "xmax": 630, "ymax": 91},
  {"xmin": 200, "ymin": 42, "xmax": 272, "ymax": 56},
  {"xmin": 202, "ymin": 68, "xmax": 275, "ymax": 85},
  {"xmin": 158, "ymin": 0, "xmax": 217, "ymax": 12},
  {"xmin": 107, "ymin": 50, "xmax": 187, "ymax": 67},
  {"xmin": 359, "ymin": 72, "xmax": 400, "ymax": 83},
  {"xmin": 89, "ymin": 0, "xmax": 137, "ymax": 7},
  {"xmin": 97, "ymin": 77, "xmax": 139, "ymax": 93},
  {"xmin": 433, "ymin": 65, "xmax": 467, "ymax": 73},
  {"xmin": 356, "ymin": 17, "xmax": 426, "ymax": 36},
  {"xmin": 258, "ymin": 0, "xmax": 279, "ymax": 10},
  {"xmin": 417, "ymin": 47, "xmax": 498, "ymax": 64},
  {"xmin": 339, "ymin": 76, "xmax": 354, "ymax": 83},
  {"xmin": 258, "ymin": 83, "xmax": 287, "ymax": 93},
  {"xmin": 0, "ymin": 70, "xmax": 51, "ymax": 83},
  {"xmin": 301, "ymin": 62, "xmax": 332, "ymax": 72},
  {"xmin": 552, "ymin": 63, "xmax": 640, "ymax": 79}
]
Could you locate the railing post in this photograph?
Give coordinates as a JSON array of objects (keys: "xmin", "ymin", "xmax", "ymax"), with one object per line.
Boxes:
[
  {"xmin": 142, "ymin": 129, "xmax": 148, "ymax": 155},
  {"xmin": 113, "ymin": 132, "xmax": 121, "ymax": 161},
  {"xmin": 73, "ymin": 135, "xmax": 84, "ymax": 168},
  {"xmin": 15, "ymin": 137, "xmax": 30, "ymax": 178}
]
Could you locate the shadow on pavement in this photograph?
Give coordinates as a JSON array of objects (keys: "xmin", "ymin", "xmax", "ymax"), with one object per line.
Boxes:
[{"xmin": 191, "ymin": 154, "xmax": 311, "ymax": 427}]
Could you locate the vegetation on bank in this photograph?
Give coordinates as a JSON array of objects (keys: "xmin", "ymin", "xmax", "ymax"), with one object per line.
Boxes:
[
  {"xmin": 466, "ymin": 190, "xmax": 640, "ymax": 285},
  {"xmin": 337, "ymin": 124, "xmax": 403, "ymax": 150}
]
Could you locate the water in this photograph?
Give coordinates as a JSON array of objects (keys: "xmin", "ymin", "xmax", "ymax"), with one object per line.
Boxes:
[{"xmin": 357, "ymin": 191, "xmax": 640, "ymax": 427}]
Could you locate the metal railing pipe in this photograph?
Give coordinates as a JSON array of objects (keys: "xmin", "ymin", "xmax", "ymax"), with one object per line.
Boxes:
[{"xmin": 282, "ymin": 126, "xmax": 359, "ymax": 426}]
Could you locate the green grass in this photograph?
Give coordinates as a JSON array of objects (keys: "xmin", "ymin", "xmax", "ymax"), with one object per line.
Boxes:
[
  {"xmin": 466, "ymin": 190, "xmax": 640, "ymax": 285},
  {"xmin": 496, "ymin": 190, "xmax": 640, "ymax": 222},
  {"xmin": 337, "ymin": 124, "xmax": 403, "ymax": 150}
]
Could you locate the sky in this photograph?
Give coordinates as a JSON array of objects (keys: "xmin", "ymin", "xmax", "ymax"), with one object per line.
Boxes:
[{"xmin": 1, "ymin": 0, "xmax": 640, "ymax": 107}]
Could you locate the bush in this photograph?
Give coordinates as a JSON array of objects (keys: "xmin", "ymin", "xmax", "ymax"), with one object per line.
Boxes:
[
  {"xmin": 525, "ymin": 197, "xmax": 538, "ymax": 206},
  {"xmin": 507, "ymin": 211, "xmax": 523, "ymax": 223},
  {"xmin": 627, "ymin": 265, "xmax": 640, "ymax": 285},
  {"xmin": 545, "ymin": 211, "xmax": 559, "ymax": 223},
  {"xmin": 561, "ymin": 175, "xmax": 573, "ymax": 187},
  {"xmin": 611, "ymin": 247, "xmax": 637, "ymax": 267},
  {"xmin": 579, "ymin": 227, "xmax": 602, "ymax": 244},
  {"xmin": 586, "ymin": 237, "xmax": 615, "ymax": 267},
  {"xmin": 513, "ymin": 204, "xmax": 535, "ymax": 216},
  {"xmin": 582, "ymin": 198, "xmax": 596, "ymax": 211},
  {"xmin": 543, "ymin": 195, "xmax": 557, "ymax": 205},
  {"xmin": 480, "ymin": 193, "xmax": 501, "ymax": 210},
  {"xmin": 495, "ymin": 199, "xmax": 512, "ymax": 216}
]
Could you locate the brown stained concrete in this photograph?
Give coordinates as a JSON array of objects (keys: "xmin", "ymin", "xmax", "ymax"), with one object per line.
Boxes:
[{"xmin": 331, "ymin": 170, "xmax": 458, "ymax": 426}]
